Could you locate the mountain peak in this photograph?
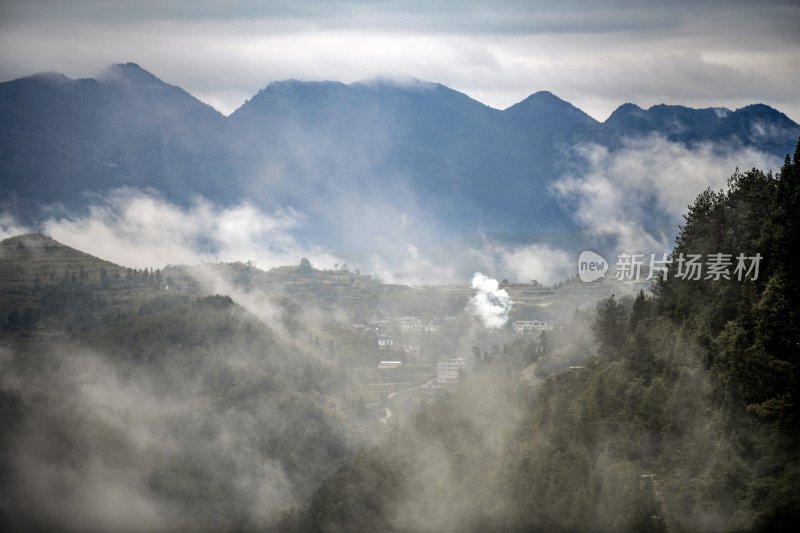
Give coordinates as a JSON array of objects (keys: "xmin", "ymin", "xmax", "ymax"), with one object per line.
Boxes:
[
  {"xmin": 28, "ymin": 71, "xmax": 71, "ymax": 83},
  {"xmin": 263, "ymin": 79, "xmax": 345, "ymax": 90},
  {"xmin": 99, "ymin": 62, "xmax": 163, "ymax": 85},
  {"xmin": 507, "ymin": 90, "xmax": 568, "ymax": 110},
  {"xmin": 0, "ymin": 233, "xmax": 130, "ymax": 290},
  {"xmin": 1, "ymin": 232, "xmax": 54, "ymax": 245},
  {"xmin": 609, "ymin": 102, "xmax": 642, "ymax": 114},
  {"xmin": 527, "ymin": 90, "xmax": 559, "ymax": 101},
  {"xmin": 352, "ymin": 76, "xmax": 437, "ymax": 90},
  {"xmin": 250, "ymin": 79, "xmax": 347, "ymax": 100},
  {"xmin": 1, "ymin": 231, "xmax": 122, "ymax": 263},
  {"xmin": 734, "ymin": 103, "xmax": 794, "ymax": 121},
  {"xmin": 603, "ymin": 102, "xmax": 645, "ymax": 124},
  {"xmin": 504, "ymin": 90, "xmax": 598, "ymax": 125}
]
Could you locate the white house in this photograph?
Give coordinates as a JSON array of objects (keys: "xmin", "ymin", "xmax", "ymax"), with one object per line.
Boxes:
[
  {"xmin": 436, "ymin": 357, "xmax": 467, "ymax": 384},
  {"xmin": 399, "ymin": 316, "xmax": 423, "ymax": 331},
  {"xmin": 423, "ymin": 322, "xmax": 441, "ymax": 333},
  {"xmin": 368, "ymin": 313, "xmax": 391, "ymax": 327},
  {"xmin": 377, "ymin": 335, "xmax": 394, "ymax": 348},
  {"xmin": 512, "ymin": 320, "xmax": 554, "ymax": 334},
  {"xmin": 403, "ymin": 343, "xmax": 421, "ymax": 355}
]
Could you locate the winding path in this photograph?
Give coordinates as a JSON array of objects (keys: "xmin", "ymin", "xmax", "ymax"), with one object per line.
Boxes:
[{"xmin": 380, "ymin": 377, "xmax": 438, "ymax": 424}]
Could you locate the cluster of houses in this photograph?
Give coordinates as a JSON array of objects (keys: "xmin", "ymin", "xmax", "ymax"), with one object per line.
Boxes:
[
  {"xmin": 398, "ymin": 316, "xmax": 442, "ymax": 333},
  {"xmin": 354, "ymin": 313, "xmax": 451, "ymax": 335},
  {"xmin": 350, "ymin": 313, "xmax": 393, "ymax": 347},
  {"xmin": 435, "ymin": 357, "xmax": 467, "ymax": 385},
  {"xmin": 404, "ymin": 343, "xmax": 420, "ymax": 356},
  {"xmin": 376, "ymin": 355, "xmax": 467, "ymax": 385},
  {"xmin": 376, "ymin": 336, "xmax": 419, "ymax": 353},
  {"xmin": 377, "ymin": 335, "xmax": 394, "ymax": 349},
  {"xmin": 367, "ymin": 312, "xmax": 392, "ymax": 329},
  {"xmin": 350, "ymin": 312, "xmax": 455, "ymax": 351},
  {"xmin": 512, "ymin": 320, "xmax": 554, "ymax": 335},
  {"xmin": 349, "ymin": 312, "xmax": 392, "ymax": 337}
]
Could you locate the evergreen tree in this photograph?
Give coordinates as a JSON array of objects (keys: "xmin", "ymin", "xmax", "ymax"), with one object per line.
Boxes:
[{"xmin": 592, "ymin": 295, "xmax": 628, "ymax": 358}]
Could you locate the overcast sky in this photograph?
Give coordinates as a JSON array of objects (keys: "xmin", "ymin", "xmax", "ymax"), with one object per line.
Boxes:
[{"xmin": 1, "ymin": 0, "xmax": 798, "ymax": 120}]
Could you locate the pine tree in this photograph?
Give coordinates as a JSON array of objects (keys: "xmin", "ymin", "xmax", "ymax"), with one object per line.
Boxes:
[{"xmin": 592, "ymin": 295, "xmax": 628, "ymax": 358}]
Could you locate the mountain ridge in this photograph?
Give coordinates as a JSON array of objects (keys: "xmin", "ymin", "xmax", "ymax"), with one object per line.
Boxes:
[
  {"xmin": 10, "ymin": 63, "xmax": 795, "ymax": 123},
  {"xmin": 1, "ymin": 63, "xmax": 798, "ymax": 251}
]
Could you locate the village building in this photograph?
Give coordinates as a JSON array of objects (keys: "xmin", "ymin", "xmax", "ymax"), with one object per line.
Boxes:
[
  {"xmin": 399, "ymin": 316, "xmax": 442, "ymax": 333},
  {"xmin": 368, "ymin": 312, "xmax": 391, "ymax": 328},
  {"xmin": 423, "ymin": 322, "xmax": 441, "ymax": 333},
  {"xmin": 436, "ymin": 357, "xmax": 468, "ymax": 384},
  {"xmin": 403, "ymin": 343, "xmax": 421, "ymax": 356},
  {"xmin": 377, "ymin": 335, "xmax": 394, "ymax": 348},
  {"xmin": 512, "ymin": 320, "xmax": 554, "ymax": 334},
  {"xmin": 399, "ymin": 316, "xmax": 424, "ymax": 331}
]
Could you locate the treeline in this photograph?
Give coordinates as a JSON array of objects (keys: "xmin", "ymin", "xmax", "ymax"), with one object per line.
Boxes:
[
  {"xmin": 1, "ymin": 267, "xmax": 179, "ymax": 332},
  {"xmin": 283, "ymin": 140, "xmax": 800, "ymax": 531},
  {"xmin": 29, "ymin": 265, "xmax": 173, "ymax": 289},
  {"xmin": 2, "ymin": 284, "xmax": 103, "ymax": 332}
]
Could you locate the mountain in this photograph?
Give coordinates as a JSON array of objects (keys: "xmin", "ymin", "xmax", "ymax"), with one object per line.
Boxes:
[
  {"xmin": 0, "ymin": 232, "xmax": 125, "ymax": 290},
  {"xmin": 503, "ymin": 90, "xmax": 600, "ymax": 135},
  {"xmin": 0, "ymin": 63, "xmax": 230, "ymax": 216},
  {"xmin": 1, "ymin": 64, "xmax": 798, "ymax": 245},
  {"xmin": 228, "ymin": 78, "xmax": 553, "ymax": 233},
  {"xmin": 0, "ymin": 233, "xmax": 358, "ymax": 530},
  {"xmin": 280, "ymin": 151, "xmax": 800, "ymax": 532},
  {"xmin": 604, "ymin": 102, "xmax": 799, "ymax": 153}
]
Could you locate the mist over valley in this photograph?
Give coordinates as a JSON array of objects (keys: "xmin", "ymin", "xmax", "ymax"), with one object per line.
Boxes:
[{"xmin": 2, "ymin": 2, "xmax": 800, "ymax": 529}]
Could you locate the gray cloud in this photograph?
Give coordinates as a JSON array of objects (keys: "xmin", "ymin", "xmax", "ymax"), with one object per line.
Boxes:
[
  {"xmin": 0, "ymin": 0, "xmax": 798, "ymax": 119},
  {"xmin": 36, "ymin": 189, "xmax": 341, "ymax": 270},
  {"xmin": 2, "ymin": 185, "xmax": 577, "ymax": 289},
  {"xmin": 552, "ymin": 134, "xmax": 782, "ymax": 254},
  {"xmin": 0, "ymin": 331, "xmax": 306, "ymax": 529},
  {"xmin": 2, "ymin": 1, "xmax": 797, "ymax": 37},
  {"xmin": 0, "ymin": 212, "xmax": 27, "ymax": 240}
]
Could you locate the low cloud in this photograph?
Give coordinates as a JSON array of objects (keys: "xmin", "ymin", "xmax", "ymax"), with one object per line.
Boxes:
[
  {"xmin": 365, "ymin": 241, "xmax": 575, "ymax": 288},
  {"xmin": 367, "ymin": 243, "xmax": 458, "ymax": 286},
  {"xmin": 2, "ymin": 136, "xmax": 778, "ymax": 292},
  {"xmin": 0, "ymin": 212, "xmax": 29, "ymax": 240},
  {"xmin": 553, "ymin": 134, "xmax": 780, "ymax": 253},
  {"xmin": 0, "ymin": 341, "xmax": 302, "ymax": 530},
  {"xmin": 494, "ymin": 243, "xmax": 573, "ymax": 286},
  {"xmin": 2, "ymin": 188, "xmax": 576, "ymax": 287},
  {"xmin": 38, "ymin": 189, "xmax": 340, "ymax": 270}
]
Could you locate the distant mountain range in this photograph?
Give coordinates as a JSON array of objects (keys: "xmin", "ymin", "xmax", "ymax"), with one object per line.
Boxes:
[{"xmin": 1, "ymin": 62, "xmax": 798, "ymax": 249}]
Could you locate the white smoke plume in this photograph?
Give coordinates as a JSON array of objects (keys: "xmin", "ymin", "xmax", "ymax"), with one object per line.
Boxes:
[{"xmin": 468, "ymin": 272, "xmax": 512, "ymax": 329}]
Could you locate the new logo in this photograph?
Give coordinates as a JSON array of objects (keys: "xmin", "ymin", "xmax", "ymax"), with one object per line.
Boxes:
[{"xmin": 578, "ymin": 251, "xmax": 608, "ymax": 282}]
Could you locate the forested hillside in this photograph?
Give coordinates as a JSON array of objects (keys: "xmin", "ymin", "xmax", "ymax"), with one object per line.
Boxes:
[
  {"xmin": 2, "ymin": 143, "xmax": 798, "ymax": 531},
  {"xmin": 284, "ymin": 140, "xmax": 800, "ymax": 532},
  {"xmin": 0, "ymin": 260, "xmax": 366, "ymax": 530}
]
